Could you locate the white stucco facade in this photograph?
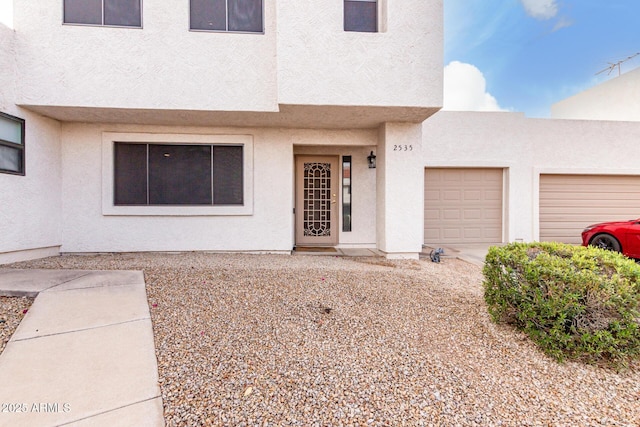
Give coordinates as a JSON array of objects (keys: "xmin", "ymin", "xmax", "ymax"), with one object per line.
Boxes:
[
  {"xmin": 7, "ymin": 0, "xmax": 639, "ymax": 264},
  {"xmin": 551, "ymin": 67, "xmax": 640, "ymax": 122},
  {"xmin": 59, "ymin": 124, "xmax": 379, "ymax": 253},
  {"xmin": 277, "ymin": 0, "xmax": 443, "ymax": 108},
  {"xmin": 0, "ymin": 23, "xmax": 63, "ymax": 264},
  {"xmin": 0, "ymin": 0, "xmax": 443, "ymax": 262}
]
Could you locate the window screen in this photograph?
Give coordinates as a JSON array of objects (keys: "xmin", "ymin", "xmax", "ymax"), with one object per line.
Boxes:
[
  {"xmin": 213, "ymin": 146, "xmax": 243, "ymax": 205},
  {"xmin": 344, "ymin": 0, "xmax": 377, "ymax": 32},
  {"xmin": 149, "ymin": 145, "xmax": 212, "ymax": 205},
  {"xmin": 104, "ymin": 0, "xmax": 142, "ymax": 26},
  {"xmin": 114, "ymin": 143, "xmax": 147, "ymax": 205},
  {"xmin": 190, "ymin": 0, "xmax": 263, "ymax": 33},
  {"xmin": 114, "ymin": 143, "xmax": 243, "ymax": 206},
  {"xmin": 64, "ymin": 0, "xmax": 142, "ymax": 27},
  {"xmin": 0, "ymin": 112, "xmax": 25, "ymax": 176}
]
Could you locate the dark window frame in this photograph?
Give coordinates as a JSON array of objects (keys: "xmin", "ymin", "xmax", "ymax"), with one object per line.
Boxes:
[
  {"xmin": 63, "ymin": 0, "xmax": 143, "ymax": 28},
  {"xmin": 344, "ymin": 0, "xmax": 378, "ymax": 33},
  {"xmin": 189, "ymin": 0, "xmax": 264, "ymax": 34},
  {"xmin": 0, "ymin": 112, "xmax": 26, "ymax": 176},
  {"xmin": 113, "ymin": 142, "xmax": 244, "ymax": 206}
]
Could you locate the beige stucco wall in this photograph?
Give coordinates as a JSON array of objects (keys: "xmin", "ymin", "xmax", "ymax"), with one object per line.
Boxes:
[
  {"xmin": 551, "ymin": 67, "xmax": 640, "ymax": 122},
  {"xmin": 0, "ymin": 23, "xmax": 63, "ymax": 264},
  {"xmin": 60, "ymin": 123, "xmax": 379, "ymax": 253},
  {"xmin": 423, "ymin": 111, "xmax": 640, "ymax": 243}
]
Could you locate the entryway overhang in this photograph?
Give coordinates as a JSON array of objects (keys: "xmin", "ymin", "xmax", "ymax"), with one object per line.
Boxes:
[{"xmin": 18, "ymin": 103, "xmax": 440, "ymax": 129}]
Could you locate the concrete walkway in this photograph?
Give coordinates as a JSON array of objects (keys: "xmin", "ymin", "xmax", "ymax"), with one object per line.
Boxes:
[
  {"xmin": 0, "ymin": 269, "xmax": 164, "ymax": 427},
  {"xmin": 423, "ymin": 244, "xmax": 492, "ymax": 267}
]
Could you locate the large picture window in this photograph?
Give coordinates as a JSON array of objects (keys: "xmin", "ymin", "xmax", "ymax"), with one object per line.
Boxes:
[
  {"xmin": 190, "ymin": 0, "xmax": 263, "ymax": 33},
  {"xmin": 344, "ymin": 0, "xmax": 377, "ymax": 32},
  {"xmin": 0, "ymin": 112, "xmax": 25, "ymax": 176},
  {"xmin": 114, "ymin": 143, "xmax": 243, "ymax": 206},
  {"xmin": 63, "ymin": 0, "xmax": 142, "ymax": 27}
]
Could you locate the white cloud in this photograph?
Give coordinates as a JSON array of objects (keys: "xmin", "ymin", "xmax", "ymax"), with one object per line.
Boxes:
[
  {"xmin": 552, "ymin": 17, "xmax": 573, "ymax": 32},
  {"xmin": 0, "ymin": 1, "xmax": 13, "ymax": 28},
  {"xmin": 443, "ymin": 61, "xmax": 506, "ymax": 112},
  {"xmin": 520, "ymin": 0, "xmax": 558, "ymax": 20}
]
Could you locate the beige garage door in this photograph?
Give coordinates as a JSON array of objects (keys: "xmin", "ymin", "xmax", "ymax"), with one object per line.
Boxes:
[
  {"xmin": 424, "ymin": 168, "xmax": 503, "ymax": 245},
  {"xmin": 540, "ymin": 174, "xmax": 640, "ymax": 244}
]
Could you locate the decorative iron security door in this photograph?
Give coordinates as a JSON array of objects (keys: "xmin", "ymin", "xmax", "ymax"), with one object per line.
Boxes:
[{"xmin": 295, "ymin": 156, "xmax": 339, "ymax": 246}]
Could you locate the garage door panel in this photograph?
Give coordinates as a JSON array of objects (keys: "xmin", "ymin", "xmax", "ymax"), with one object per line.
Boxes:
[
  {"xmin": 543, "ymin": 210, "xmax": 637, "ymax": 218},
  {"xmin": 443, "ymin": 190, "xmax": 462, "ymax": 201},
  {"xmin": 540, "ymin": 174, "xmax": 640, "ymax": 244},
  {"xmin": 443, "ymin": 209, "xmax": 461, "ymax": 220},
  {"xmin": 463, "ymin": 209, "xmax": 481, "ymax": 220},
  {"xmin": 444, "ymin": 172, "xmax": 463, "ymax": 182},
  {"xmin": 483, "ymin": 227, "xmax": 502, "ymax": 238},
  {"xmin": 541, "ymin": 192, "xmax": 639, "ymax": 201},
  {"xmin": 443, "ymin": 229, "xmax": 461, "ymax": 239},
  {"xmin": 424, "ymin": 229, "xmax": 441, "ymax": 240},
  {"xmin": 484, "ymin": 190, "xmax": 502, "ymax": 201},
  {"xmin": 464, "ymin": 170, "xmax": 488, "ymax": 181},
  {"xmin": 463, "ymin": 228, "xmax": 483, "ymax": 239},
  {"xmin": 484, "ymin": 208, "xmax": 502, "ymax": 220},
  {"xmin": 464, "ymin": 190, "xmax": 482, "ymax": 201},
  {"xmin": 424, "ymin": 190, "xmax": 441, "ymax": 201},
  {"xmin": 424, "ymin": 209, "xmax": 440, "ymax": 220},
  {"xmin": 425, "ymin": 168, "xmax": 503, "ymax": 245}
]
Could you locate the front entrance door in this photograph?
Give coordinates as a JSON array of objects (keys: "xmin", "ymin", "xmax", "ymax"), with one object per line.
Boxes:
[{"xmin": 295, "ymin": 156, "xmax": 339, "ymax": 246}]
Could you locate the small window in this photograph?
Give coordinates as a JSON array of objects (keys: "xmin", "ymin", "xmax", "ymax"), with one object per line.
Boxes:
[
  {"xmin": 344, "ymin": 0, "xmax": 377, "ymax": 32},
  {"xmin": 63, "ymin": 0, "xmax": 142, "ymax": 27},
  {"xmin": 342, "ymin": 156, "xmax": 352, "ymax": 232},
  {"xmin": 190, "ymin": 0, "xmax": 263, "ymax": 33},
  {"xmin": 114, "ymin": 143, "xmax": 243, "ymax": 206},
  {"xmin": 0, "ymin": 112, "xmax": 25, "ymax": 176}
]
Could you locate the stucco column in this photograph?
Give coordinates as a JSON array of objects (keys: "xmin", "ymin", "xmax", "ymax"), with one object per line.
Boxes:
[{"xmin": 376, "ymin": 122, "xmax": 424, "ymax": 259}]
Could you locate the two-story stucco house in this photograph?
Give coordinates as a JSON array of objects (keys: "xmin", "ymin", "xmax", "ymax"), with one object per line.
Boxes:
[
  {"xmin": 4, "ymin": 1, "xmax": 640, "ymax": 266},
  {"xmin": 0, "ymin": 0, "xmax": 443, "ymax": 263}
]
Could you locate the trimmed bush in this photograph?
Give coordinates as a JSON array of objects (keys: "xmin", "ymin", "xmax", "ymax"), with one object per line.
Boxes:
[{"xmin": 483, "ymin": 242, "xmax": 640, "ymax": 368}]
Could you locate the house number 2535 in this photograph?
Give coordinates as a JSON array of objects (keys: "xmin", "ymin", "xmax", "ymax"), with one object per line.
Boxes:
[{"xmin": 393, "ymin": 145, "xmax": 413, "ymax": 151}]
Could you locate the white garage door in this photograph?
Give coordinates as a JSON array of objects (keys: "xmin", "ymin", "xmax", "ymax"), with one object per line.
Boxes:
[
  {"xmin": 540, "ymin": 174, "xmax": 640, "ymax": 244},
  {"xmin": 424, "ymin": 168, "xmax": 503, "ymax": 245}
]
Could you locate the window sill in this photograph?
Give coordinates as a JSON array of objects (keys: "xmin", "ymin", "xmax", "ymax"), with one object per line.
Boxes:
[{"xmin": 103, "ymin": 205, "xmax": 252, "ymax": 216}]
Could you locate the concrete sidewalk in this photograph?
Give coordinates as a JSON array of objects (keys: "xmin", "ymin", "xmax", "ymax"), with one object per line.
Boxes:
[{"xmin": 0, "ymin": 269, "xmax": 164, "ymax": 427}]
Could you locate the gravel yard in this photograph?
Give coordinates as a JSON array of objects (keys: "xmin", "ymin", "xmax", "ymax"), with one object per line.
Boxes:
[
  {"xmin": 6, "ymin": 253, "xmax": 640, "ymax": 426},
  {"xmin": 0, "ymin": 296, "xmax": 32, "ymax": 356}
]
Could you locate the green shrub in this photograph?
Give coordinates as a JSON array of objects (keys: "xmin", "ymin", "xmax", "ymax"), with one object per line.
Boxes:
[{"xmin": 483, "ymin": 242, "xmax": 640, "ymax": 368}]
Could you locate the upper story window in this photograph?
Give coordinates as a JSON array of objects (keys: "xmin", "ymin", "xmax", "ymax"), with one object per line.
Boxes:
[
  {"xmin": 344, "ymin": 0, "xmax": 377, "ymax": 32},
  {"xmin": 0, "ymin": 112, "xmax": 25, "ymax": 176},
  {"xmin": 190, "ymin": 0, "xmax": 263, "ymax": 33},
  {"xmin": 63, "ymin": 0, "xmax": 142, "ymax": 28}
]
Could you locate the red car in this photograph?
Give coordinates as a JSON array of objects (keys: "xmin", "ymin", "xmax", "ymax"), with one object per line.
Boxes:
[{"xmin": 581, "ymin": 219, "xmax": 640, "ymax": 259}]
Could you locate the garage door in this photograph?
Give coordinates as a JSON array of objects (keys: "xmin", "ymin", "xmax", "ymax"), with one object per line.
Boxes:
[
  {"xmin": 424, "ymin": 168, "xmax": 503, "ymax": 245},
  {"xmin": 540, "ymin": 174, "xmax": 640, "ymax": 244}
]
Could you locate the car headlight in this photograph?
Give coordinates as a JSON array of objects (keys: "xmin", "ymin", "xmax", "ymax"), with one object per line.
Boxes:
[{"xmin": 582, "ymin": 225, "xmax": 596, "ymax": 233}]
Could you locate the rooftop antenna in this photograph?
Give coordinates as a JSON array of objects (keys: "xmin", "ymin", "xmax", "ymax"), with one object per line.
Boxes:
[{"xmin": 596, "ymin": 52, "xmax": 640, "ymax": 77}]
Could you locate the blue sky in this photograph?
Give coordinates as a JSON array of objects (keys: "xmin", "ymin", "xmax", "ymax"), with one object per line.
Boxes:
[{"xmin": 444, "ymin": 0, "xmax": 640, "ymax": 117}]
